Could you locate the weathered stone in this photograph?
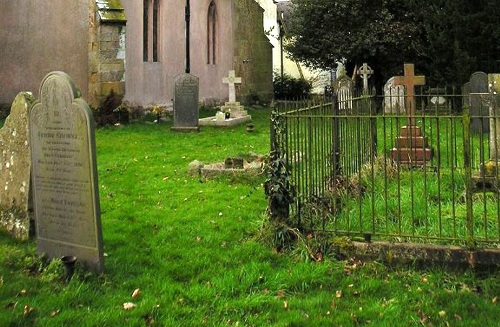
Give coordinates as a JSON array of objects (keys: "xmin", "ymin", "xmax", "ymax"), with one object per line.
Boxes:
[
  {"xmin": 224, "ymin": 157, "xmax": 244, "ymax": 169},
  {"xmin": 172, "ymin": 73, "xmax": 200, "ymax": 132},
  {"xmin": 29, "ymin": 72, "xmax": 104, "ymax": 273},
  {"xmin": 0, "ymin": 92, "xmax": 34, "ymax": 240}
]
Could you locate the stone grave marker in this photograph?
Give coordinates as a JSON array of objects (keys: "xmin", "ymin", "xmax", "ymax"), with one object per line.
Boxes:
[
  {"xmin": 333, "ymin": 67, "xmax": 353, "ymax": 113},
  {"xmin": 223, "ymin": 70, "xmax": 242, "ymax": 103},
  {"xmin": 172, "ymin": 73, "xmax": 200, "ymax": 132},
  {"xmin": 469, "ymin": 71, "xmax": 489, "ymax": 134},
  {"xmin": 29, "ymin": 71, "xmax": 104, "ymax": 273},
  {"xmin": 390, "ymin": 64, "xmax": 432, "ymax": 165},
  {"xmin": 357, "ymin": 63, "xmax": 374, "ymax": 94},
  {"xmin": 199, "ymin": 70, "xmax": 251, "ymax": 127},
  {"xmin": 470, "ymin": 74, "xmax": 500, "ymax": 193},
  {"xmin": 0, "ymin": 92, "xmax": 34, "ymax": 240},
  {"xmin": 384, "ymin": 77, "xmax": 405, "ymax": 114}
]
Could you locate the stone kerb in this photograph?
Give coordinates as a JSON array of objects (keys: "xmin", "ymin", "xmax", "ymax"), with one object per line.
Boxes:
[{"xmin": 0, "ymin": 92, "xmax": 34, "ymax": 240}]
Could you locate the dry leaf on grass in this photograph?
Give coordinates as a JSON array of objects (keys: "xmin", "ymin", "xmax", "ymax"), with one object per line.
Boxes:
[
  {"xmin": 123, "ymin": 302, "xmax": 137, "ymax": 310},
  {"xmin": 132, "ymin": 288, "xmax": 141, "ymax": 299}
]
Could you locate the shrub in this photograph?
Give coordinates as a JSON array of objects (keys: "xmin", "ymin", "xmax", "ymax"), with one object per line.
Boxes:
[{"xmin": 273, "ymin": 72, "xmax": 312, "ymax": 100}]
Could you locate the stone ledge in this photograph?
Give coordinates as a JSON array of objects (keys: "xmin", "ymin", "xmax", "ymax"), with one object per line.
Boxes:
[
  {"xmin": 342, "ymin": 241, "xmax": 500, "ymax": 269},
  {"xmin": 199, "ymin": 115, "xmax": 251, "ymax": 127}
]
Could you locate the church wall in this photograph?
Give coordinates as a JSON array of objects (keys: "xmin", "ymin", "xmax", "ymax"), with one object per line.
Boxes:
[
  {"xmin": 233, "ymin": 0, "xmax": 273, "ymax": 104},
  {"xmin": 0, "ymin": 0, "xmax": 90, "ymax": 107},
  {"xmin": 122, "ymin": 0, "xmax": 235, "ymax": 108}
]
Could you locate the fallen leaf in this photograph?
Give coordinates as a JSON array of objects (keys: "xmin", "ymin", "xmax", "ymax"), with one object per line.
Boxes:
[
  {"xmin": 23, "ymin": 305, "xmax": 34, "ymax": 316},
  {"xmin": 18, "ymin": 289, "xmax": 28, "ymax": 297},
  {"xmin": 493, "ymin": 296, "xmax": 498, "ymax": 305},
  {"xmin": 131, "ymin": 288, "xmax": 141, "ymax": 299},
  {"xmin": 454, "ymin": 314, "xmax": 463, "ymax": 321},
  {"xmin": 336, "ymin": 290, "xmax": 342, "ymax": 298},
  {"xmin": 439, "ymin": 310, "xmax": 446, "ymax": 318},
  {"xmin": 123, "ymin": 302, "xmax": 137, "ymax": 310},
  {"xmin": 50, "ymin": 309, "xmax": 60, "ymax": 317},
  {"xmin": 283, "ymin": 300, "xmax": 288, "ymax": 309}
]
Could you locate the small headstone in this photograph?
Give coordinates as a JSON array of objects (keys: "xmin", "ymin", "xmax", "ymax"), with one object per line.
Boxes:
[
  {"xmin": 384, "ymin": 77, "xmax": 405, "ymax": 114},
  {"xmin": 0, "ymin": 92, "xmax": 34, "ymax": 240},
  {"xmin": 172, "ymin": 73, "xmax": 200, "ymax": 132},
  {"xmin": 468, "ymin": 71, "xmax": 489, "ymax": 133},
  {"xmin": 29, "ymin": 72, "xmax": 104, "ymax": 273}
]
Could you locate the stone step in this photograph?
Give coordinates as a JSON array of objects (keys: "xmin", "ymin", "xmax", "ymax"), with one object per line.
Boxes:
[
  {"xmin": 390, "ymin": 147, "xmax": 433, "ymax": 163},
  {"xmin": 399, "ymin": 125, "xmax": 422, "ymax": 137},
  {"xmin": 395, "ymin": 136, "xmax": 427, "ymax": 148}
]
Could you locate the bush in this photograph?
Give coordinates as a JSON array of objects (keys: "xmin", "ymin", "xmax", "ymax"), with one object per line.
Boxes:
[{"xmin": 273, "ymin": 72, "xmax": 312, "ymax": 100}]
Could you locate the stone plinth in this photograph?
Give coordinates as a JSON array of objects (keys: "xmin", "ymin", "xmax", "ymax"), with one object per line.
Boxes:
[
  {"xmin": 199, "ymin": 102, "xmax": 251, "ymax": 127},
  {"xmin": 390, "ymin": 125, "xmax": 433, "ymax": 165}
]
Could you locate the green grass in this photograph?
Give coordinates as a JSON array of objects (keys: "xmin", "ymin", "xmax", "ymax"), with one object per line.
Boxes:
[{"xmin": 1, "ymin": 108, "xmax": 500, "ymax": 326}]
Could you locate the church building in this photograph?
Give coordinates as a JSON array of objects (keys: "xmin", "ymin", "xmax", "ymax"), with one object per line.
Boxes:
[{"xmin": 0, "ymin": 0, "xmax": 273, "ymax": 110}]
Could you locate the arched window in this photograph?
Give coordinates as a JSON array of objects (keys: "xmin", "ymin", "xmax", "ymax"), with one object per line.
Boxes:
[
  {"xmin": 207, "ymin": 1, "xmax": 217, "ymax": 64},
  {"xmin": 143, "ymin": 0, "xmax": 160, "ymax": 62}
]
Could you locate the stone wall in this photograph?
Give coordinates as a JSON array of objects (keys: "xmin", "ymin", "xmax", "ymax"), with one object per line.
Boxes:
[{"xmin": 233, "ymin": 0, "xmax": 274, "ymax": 104}]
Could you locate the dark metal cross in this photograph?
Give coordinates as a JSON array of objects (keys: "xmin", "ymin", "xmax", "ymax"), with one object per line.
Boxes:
[{"xmin": 393, "ymin": 63, "xmax": 425, "ymax": 125}]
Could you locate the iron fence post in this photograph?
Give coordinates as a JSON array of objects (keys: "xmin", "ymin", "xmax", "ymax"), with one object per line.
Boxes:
[{"xmin": 463, "ymin": 109, "xmax": 474, "ymax": 246}]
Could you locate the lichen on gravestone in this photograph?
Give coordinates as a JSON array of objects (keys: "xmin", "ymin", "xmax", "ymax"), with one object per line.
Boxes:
[{"xmin": 0, "ymin": 92, "xmax": 34, "ymax": 240}]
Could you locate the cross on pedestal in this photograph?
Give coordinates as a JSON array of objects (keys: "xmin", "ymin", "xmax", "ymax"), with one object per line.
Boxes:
[
  {"xmin": 393, "ymin": 63, "xmax": 425, "ymax": 126},
  {"xmin": 222, "ymin": 70, "xmax": 242, "ymax": 103},
  {"xmin": 357, "ymin": 63, "xmax": 373, "ymax": 93},
  {"xmin": 390, "ymin": 63, "xmax": 432, "ymax": 166}
]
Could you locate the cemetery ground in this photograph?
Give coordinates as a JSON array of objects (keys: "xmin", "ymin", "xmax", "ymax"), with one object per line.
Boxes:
[{"xmin": 1, "ymin": 108, "xmax": 499, "ymax": 326}]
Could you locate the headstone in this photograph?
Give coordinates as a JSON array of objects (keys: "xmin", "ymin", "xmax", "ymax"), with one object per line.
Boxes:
[
  {"xmin": 390, "ymin": 64, "xmax": 432, "ymax": 166},
  {"xmin": 172, "ymin": 73, "xmax": 200, "ymax": 132},
  {"xmin": 333, "ymin": 68, "xmax": 353, "ymax": 113},
  {"xmin": 470, "ymin": 74, "xmax": 500, "ymax": 193},
  {"xmin": 29, "ymin": 72, "xmax": 104, "ymax": 273},
  {"xmin": 468, "ymin": 72, "xmax": 489, "ymax": 134},
  {"xmin": 222, "ymin": 70, "xmax": 242, "ymax": 103},
  {"xmin": 487, "ymin": 74, "xmax": 500, "ymax": 161},
  {"xmin": 0, "ymin": 92, "xmax": 34, "ymax": 240},
  {"xmin": 199, "ymin": 70, "xmax": 251, "ymax": 127},
  {"xmin": 384, "ymin": 77, "xmax": 405, "ymax": 114},
  {"xmin": 357, "ymin": 63, "xmax": 374, "ymax": 93}
]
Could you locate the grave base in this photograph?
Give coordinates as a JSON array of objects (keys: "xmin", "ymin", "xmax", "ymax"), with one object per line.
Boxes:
[
  {"xmin": 199, "ymin": 115, "xmax": 251, "ymax": 127},
  {"xmin": 170, "ymin": 126, "xmax": 200, "ymax": 132},
  {"xmin": 390, "ymin": 125, "xmax": 433, "ymax": 166}
]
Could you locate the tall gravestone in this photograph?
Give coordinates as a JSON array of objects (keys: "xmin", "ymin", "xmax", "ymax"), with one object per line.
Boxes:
[
  {"xmin": 468, "ymin": 72, "xmax": 490, "ymax": 134},
  {"xmin": 0, "ymin": 92, "xmax": 34, "ymax": 240},
  {"xmin": 171, "ymin": 73, "xmax": 200, "ymax": 132},
  {"xmin": 390, "ymin": 64, "xmax": 432, "ymax": 166},
  {"xmin": 29, "ymin": 72, "xmax": 104, "ymax": 273},
  {"xmin": 333, "ymin": 68, "xmax": 353, "ymax": 113}
]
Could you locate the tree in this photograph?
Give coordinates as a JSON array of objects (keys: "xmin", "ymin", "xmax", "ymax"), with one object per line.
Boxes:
[
  {"xmin": 286, "ymin": 0, "xmax": 500, "ymax": 87},
  {"xmin": 286, "ymin": 0, "xmax": 422, "ymax": 86}
]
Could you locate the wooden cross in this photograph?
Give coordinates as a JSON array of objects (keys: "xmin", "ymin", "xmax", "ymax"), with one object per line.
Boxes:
[
  {"xmin": 222, "ymin": 70, "xmax": 242, "ymax": 103},
  {"xmin": 357, "ymin": 63, "xmax": 373, "ymax": 93},
  {"xmin": 393, "ymin": 63, "xmax": 425, "ymax": 125}
]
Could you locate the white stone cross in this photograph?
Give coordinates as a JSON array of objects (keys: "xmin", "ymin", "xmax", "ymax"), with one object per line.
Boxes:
[
  {"xmin": 222, "ymin": 70, "xmax": 242, "ymax": 103},
  {"xmin": 357, "ymin": 63, "xmax": 374, "ymax": 93}
]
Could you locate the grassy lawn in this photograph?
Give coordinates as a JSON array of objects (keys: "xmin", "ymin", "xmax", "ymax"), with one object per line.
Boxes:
[{"xmin": 1, "ymin": 108, "xmax": 499, "ymax": 326}]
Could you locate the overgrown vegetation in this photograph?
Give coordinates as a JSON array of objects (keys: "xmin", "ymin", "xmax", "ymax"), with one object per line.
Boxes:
[
  {"xmin": 273, "ymin": 72, "xmax": 312, "ymax": 100},
  {"xmin": 1, "ymin": 108, "xmax": 499, "ymax": 326}
]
